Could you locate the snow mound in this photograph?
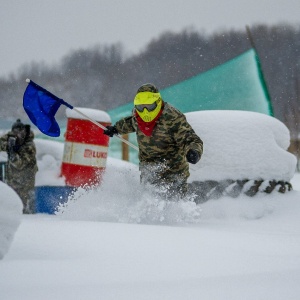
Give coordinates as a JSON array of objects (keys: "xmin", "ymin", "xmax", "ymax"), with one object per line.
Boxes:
[
  {"xmin": 0, "ymin": 181, "xmax": 23, "ymax": 259},
  {"xmin": 187, "ymin": 110, "xmax": 297, "ymax": 182},
  {"xmin": 35, "ymin": 139, "xmax": 65, "ymax": 186}
]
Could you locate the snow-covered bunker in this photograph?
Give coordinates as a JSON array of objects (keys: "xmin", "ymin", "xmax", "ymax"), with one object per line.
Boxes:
[{"xmin": 186, "ymin": 110, "xmax": 297, "ymax": 202}]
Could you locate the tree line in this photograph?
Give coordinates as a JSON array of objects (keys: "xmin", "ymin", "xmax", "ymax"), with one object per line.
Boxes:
[{"xmin": 0, "ymin": 23, "xmax": 299, "ymax": 140}]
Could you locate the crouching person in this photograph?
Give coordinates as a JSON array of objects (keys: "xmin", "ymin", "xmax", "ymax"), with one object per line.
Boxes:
[
  {"xmin": 104, "ymin": 83, "xmax": 203, "ymax": 199},
  {"xmin": 0, "ymin": 119, "xmax": 38, "ymax": 213}
]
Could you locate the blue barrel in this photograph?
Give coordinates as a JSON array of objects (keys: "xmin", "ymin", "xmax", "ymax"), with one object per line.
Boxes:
[{"xmin": 35, "ymin": 186, "xmax": 76, "ymax": 214}]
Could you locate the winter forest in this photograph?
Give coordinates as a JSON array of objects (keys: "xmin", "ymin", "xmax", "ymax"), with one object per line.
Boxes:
[{"xmin": 1, "ymin": 24, "xmax": 300, "ymax": 140}]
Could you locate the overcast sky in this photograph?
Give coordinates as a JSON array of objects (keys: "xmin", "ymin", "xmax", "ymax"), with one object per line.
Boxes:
[{"xmin": 0, "ymin": 0, "xmax": 299, "ymax": 78}]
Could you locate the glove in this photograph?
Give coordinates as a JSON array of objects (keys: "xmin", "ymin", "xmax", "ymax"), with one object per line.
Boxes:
[
  {"xmin": 186, "ymin": 149, "xmax": 200, "ymax": 164},
  {"xmin": 7, "ymin": 136, "xmax": 17, "ymax": 160},
  {"xmin": 8, "ymin": 136, "xmax": 16, "ymax": 149},
  {"xmin": 103, "ymin": 126, "xmax": 118, "ymax": 137}
]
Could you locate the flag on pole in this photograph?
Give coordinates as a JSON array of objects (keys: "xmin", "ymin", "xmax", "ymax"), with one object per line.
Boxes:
[
  {"xmin": 23, "ymin": 79, "xmax": 139, "ymax": 151},
  {"xmin": 23, "ymin": 79, "xmax": 73, "ymax": 137}
]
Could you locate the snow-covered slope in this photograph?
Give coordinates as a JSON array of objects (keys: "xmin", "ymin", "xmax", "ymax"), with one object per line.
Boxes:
[{"xmin": 1, "ymin": 188, "xmax": 300, "ymax": 300}]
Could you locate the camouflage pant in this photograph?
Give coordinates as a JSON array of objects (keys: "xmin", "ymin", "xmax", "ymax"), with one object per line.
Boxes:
[{"xmin": 140, "ymin": 162, "xmax": 188, "ymax": 199}]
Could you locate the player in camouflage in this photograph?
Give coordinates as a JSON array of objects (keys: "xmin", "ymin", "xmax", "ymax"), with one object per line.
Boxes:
[
  {"xmin": 104, "ymin": 83, "xmax": 203, "ymax": 199},
  {"xmin": 0, "ymin": 119, "xmax": 38, "ymax": 213}
]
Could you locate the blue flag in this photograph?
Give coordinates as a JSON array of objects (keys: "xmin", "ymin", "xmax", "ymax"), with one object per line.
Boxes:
[{"xmin": 23, "ymin": 79, "xmax": 73, "ymax": 137}]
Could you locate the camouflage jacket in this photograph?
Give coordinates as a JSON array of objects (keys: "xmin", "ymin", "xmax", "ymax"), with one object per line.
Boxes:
[
  {"xmin": 0, "ymin": 130, "xmax": 38, "ymax": 191},
  {"xmin": 115, "ymin": 102, "xmax": 203, "ymax": 180}
]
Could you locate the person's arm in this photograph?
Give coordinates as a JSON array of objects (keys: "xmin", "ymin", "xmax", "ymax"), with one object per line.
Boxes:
[
  {"xmin": 172, "ymin": 113, "xmax": 203, "ymax": 164},
  {"xmin": 115, "ymin": 116, "xmax": 136, "ymax": 134},
  {"xmin": 104, "ymin": 115, "xmax": 136, "ymax": 137},
  {"xmin": 8, "ymin": 142, "xmax": 37, "ymax": 170}
]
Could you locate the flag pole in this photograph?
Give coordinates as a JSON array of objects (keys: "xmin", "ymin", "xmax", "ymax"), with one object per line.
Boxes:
[
  {"xmin": 25, "ymin": 79, "xmax": 139, "ymax": 151},
  {"xmin": 72, "ymin": 107, "xmax": 139, "ymax": 151}
]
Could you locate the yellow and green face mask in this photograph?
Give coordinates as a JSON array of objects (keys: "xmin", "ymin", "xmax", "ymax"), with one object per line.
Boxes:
[{"xmin": 134, "ymin": 91, "xmax": 162, "ymax": 122}]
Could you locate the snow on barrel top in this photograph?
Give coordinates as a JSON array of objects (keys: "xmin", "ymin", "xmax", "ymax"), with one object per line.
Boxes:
[{"xmin": 66, "ymin": 107, "xmax": 111, "ymax": 123}]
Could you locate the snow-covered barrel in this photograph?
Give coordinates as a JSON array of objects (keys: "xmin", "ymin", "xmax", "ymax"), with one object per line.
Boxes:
[{"xmin": 61, "ymin": 107, "xmax": 111, "ymax": 187}]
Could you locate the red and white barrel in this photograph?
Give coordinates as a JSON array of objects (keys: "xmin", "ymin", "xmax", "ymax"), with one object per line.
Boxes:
[{"xmin": 61, "ymin": 107, "xmax": 111, "ymax": 187}]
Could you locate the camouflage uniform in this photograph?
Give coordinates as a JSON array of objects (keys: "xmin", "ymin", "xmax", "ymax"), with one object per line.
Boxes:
[
  {"xmin": 0, "ymin": 129, "xmax": 38, "ymax": 213},
  {"xmin": 115, "ymin": 102, "xmax": 203, "ymax": 198}
]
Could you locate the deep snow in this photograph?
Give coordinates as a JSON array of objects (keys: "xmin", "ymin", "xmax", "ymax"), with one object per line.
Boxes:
[{"xmin": 0, "ymin": 110, "xmax": 300, "ymax": 300}]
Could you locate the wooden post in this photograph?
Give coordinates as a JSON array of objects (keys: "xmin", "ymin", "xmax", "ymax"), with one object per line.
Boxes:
[
  {"xmin": 246, "ymin": 25, "xmax": 256, "ymax": 50},
  {"xmin": 122, "ymin": 134, "xmax": 129, "ymax": 161}
]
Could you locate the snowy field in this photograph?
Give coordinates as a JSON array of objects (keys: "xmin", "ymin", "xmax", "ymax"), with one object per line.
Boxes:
[{"xmin": 1, "ymin": 110, "xmax": 300, "ymax": 300}]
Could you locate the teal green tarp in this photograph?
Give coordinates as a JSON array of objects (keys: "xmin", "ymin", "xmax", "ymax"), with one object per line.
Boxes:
[{"xmin": 108, "ymin": 48, "xmax": 273, "ymax": 124}]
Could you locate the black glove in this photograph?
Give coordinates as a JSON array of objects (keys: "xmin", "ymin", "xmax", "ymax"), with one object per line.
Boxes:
[
  {"xmin": 7, "ymin": 136, "xmax": 17, "ymax": 160},
  {"xmin": 103, "ymin": 126, "xmax": 118, "ymax": 137},
  {"xmin": 8, "ymin": 136, "xmax": 16, "ymax": 150},
  {"xmin": 186, "ymin": 149, "xmax": 200, "ymax": 164}
]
